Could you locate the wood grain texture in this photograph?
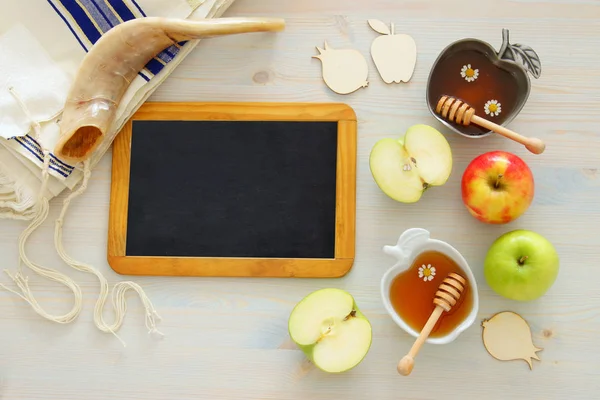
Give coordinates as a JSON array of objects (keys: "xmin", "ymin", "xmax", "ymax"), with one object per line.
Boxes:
[
  {"xmin": 335, "ymin": 119, "xmax": 357, "ymax": 261},
  {"xmin": 108, "ymin": 102, "xmax": 357, "ymax": 277},
  {"xmin": 2, "ymin": 1, "xmax": 600, "ymax": 399},
  {"xmin": 108, "ymin": 121, "xmax": 132, "ymax": 258}
]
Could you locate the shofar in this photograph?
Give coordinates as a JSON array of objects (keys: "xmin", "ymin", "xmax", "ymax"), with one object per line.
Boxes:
[{"xmin": 54, "ymin": 16, "xmax": 285, "ymax": 163}]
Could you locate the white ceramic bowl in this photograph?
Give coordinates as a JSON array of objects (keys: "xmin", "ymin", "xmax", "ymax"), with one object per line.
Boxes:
[{"xmin": 380, "ymin": 228, "xmax": 479, "ymax": 344}]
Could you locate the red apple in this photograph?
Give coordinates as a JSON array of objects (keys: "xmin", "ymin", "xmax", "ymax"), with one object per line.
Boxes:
[{"xmin": 461, "ymin": 151, "xmax": 534, "ymax": 224}]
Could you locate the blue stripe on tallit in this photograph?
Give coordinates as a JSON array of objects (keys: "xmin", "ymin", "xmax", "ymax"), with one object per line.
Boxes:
[
  {"xmin": 164, "ymin": 45, "xmax": 179, "ymax": 59},
  {"xmin": 7, "ymin": 133, "xmax": 77, "ymax": 176},
  {"xmin": 57, "ymin": 0, "xmax": 103, "ymax": 45},
  {"xmin": 131, "ymin": 0, "xmax": 147, "ymax": 17},
  {"xmin": 46, "ymin": 0, "xmax": 184, "ymax": 83},
  {"xmin": 79, "ymin": 1, "xmax": 113, "ymax": 33},
  {"xmin": 107, "ymin": 0, "xmax": 137, "ymax": 20},
  {"xmin": 45, "ymin": 0, "xmax": 88, "ymax": 51},
  {"xmin": 23, "ymin": 135, "xmax": 75, "ymax": 171},
  {"xmin": 93, "ymin": 1, "xmax": 121, "ymax": 26},
  {"xmin": 12, "ymin": 138, "xmax": 70, "ymax": 178},
  {"xmin": 156, "ymin": 48, "xmax": 174, "ymax": 64},
  {"xmin": 144, "ymin": 58, "xmax": 167, "ymax": 75}
]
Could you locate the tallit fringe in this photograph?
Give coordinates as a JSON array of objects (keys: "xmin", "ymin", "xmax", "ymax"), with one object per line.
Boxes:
[
  {"xmin": 0, "ymin": 158, "xmax": 37, "ymax": 220},
  {"xmin": 0, "ymin": 86, "xmax": 163, "ymax": 346}
]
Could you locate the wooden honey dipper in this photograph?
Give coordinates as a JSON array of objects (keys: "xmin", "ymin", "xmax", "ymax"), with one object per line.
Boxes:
[
  {"xmin": 435, "ymin": 95, "xmax": 545, "ymax": 155},
  {"xmin": 397, "ymin": 272, "xmax": 467, "ymax": 376}
]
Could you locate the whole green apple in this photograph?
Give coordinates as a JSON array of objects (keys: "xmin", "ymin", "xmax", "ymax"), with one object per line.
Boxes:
[{"xmin": 484, "ymin": 229, "xmax": 559, "ymax": 301}]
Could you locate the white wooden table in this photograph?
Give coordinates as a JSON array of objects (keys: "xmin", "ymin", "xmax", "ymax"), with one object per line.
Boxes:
[{"xmin": 2, "ymin": 1, "xmax": 599, "ymax": 398}]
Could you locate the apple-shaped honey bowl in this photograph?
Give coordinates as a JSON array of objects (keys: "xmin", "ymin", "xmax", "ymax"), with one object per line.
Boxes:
[
  {"xmin": 426, "ymin": 29, "xmax": 541, "ymax": 138},
  {"xmin": 380, "ymin": 228, "xmax": 479, "ymax": 345}
]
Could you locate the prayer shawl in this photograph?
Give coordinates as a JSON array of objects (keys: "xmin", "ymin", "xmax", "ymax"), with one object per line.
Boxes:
[{"xmin": 0, "ymin": 0, "xmax": 236, "ymax": 344}]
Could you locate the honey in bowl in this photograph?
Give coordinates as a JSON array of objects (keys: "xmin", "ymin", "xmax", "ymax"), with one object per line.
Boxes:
[
  {"xmin": 426, "ymin": 30, "xmax": 541, "ymax": 137},
  {"xmin": 389, "ymin": 250, "xmax": 473, "ymax": 338}
]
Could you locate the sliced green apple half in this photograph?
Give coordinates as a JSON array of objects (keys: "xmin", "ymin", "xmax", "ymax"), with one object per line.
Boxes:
[
  {"xmin": 288, "ymin": 288, "xmax": 372, "ymax": 373},
  {"xmin": 369, "ymin": 124, "xmax": 453, "ymax": 203}
]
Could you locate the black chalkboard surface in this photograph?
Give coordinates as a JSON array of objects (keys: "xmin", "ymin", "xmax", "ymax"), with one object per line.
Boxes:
[
  {"xmin": 126, "ymin": 119, "xmax": 338, "ymax": 259},
  {"xmin": 108, "ymin": 102, "xmax": 357, "ymax": 278}
]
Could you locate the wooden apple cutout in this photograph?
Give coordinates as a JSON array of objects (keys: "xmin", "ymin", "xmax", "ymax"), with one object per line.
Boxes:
[
  {"xmin": 313, "ymin": 41, "xmax": 369, "ymax": 95},
  {"xmin": 368, "ymin": 19, "xmax": 417, "ymax": 84}
]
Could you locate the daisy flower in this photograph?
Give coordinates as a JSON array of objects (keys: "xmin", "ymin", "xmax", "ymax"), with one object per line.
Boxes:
[
  {"xmin": 484, "ymin": 99, "xmax": 502, "ymax": 117},
  {"xmin": 460, "ymin": 64, "xmax": 479, "ymax": 82},
  {"xmin": 418, "ymin": 264, "xmax": 436, "ymax": 282}
]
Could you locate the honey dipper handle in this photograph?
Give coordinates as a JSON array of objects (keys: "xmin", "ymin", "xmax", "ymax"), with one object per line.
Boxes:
[
  {"xmin": 397, "ymin": 306, "xmax": 444, "ymax": 376},
  {"xmin": 470, "ymin": 115, "xmax": 546, "ymax": 155}
]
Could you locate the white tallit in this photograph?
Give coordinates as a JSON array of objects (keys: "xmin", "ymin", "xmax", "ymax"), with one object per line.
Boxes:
[{"xmin": 0, "ymin": 0, "xmax": 236, "ymax": 344}]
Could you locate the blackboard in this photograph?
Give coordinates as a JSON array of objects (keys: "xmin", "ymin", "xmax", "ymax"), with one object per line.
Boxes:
[{"xmin": 108, "ymin": 102, "xmax": 357, "ymax": 277}]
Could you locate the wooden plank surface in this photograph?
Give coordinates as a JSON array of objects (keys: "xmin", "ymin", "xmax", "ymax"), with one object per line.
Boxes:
[{"xmin": 1, "ymin": 0, "xmax": 600, "ymax": 399}]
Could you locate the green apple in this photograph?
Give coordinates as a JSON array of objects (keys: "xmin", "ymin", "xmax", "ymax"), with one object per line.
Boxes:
[
  {"xmin": 369, "ymin": 124, "xmax": 453, "ymax": 203},
  {"xmin": 484, "ymin": 229, "xmax": 559, "ymax": 301},
  {"xmin": 288, "ymin": 288, "xmax": 372, "ymax": 373}
]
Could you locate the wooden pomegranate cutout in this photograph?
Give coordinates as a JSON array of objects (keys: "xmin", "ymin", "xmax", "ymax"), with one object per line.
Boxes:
[
  {"xmin": 368, "ymin": 19, "xmax": 417, "ymax": 84},
  {"xmin": 313, "ymin": 41, "xmax": 369, "ymax": 95},
  {"xmin": 482, "ymin": 311, "xmax": 543, "ymax": 369}
]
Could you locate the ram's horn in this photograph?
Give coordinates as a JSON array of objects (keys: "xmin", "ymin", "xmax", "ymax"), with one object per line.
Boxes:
[{"xmin": 53, "ymin": 17, "xmax": 285, "ymax": 163}]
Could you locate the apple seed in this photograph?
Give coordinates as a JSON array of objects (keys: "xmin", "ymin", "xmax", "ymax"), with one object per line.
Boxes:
[
  {"xmin": 317, "ymin": 310, "xmax": 358, "ymax": 342},
  {"xmin": 319, "ymin": 317, "xmax": 335, "ymax": 340},
  {"xmin": 403, "ymin": 157, "xmax": 418, "ymax": 171}
]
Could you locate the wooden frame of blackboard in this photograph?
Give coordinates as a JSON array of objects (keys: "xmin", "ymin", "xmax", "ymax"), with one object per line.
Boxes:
[{"xmin": 108, "ymin": 102, "xmax": 356, "ymax": 278}]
